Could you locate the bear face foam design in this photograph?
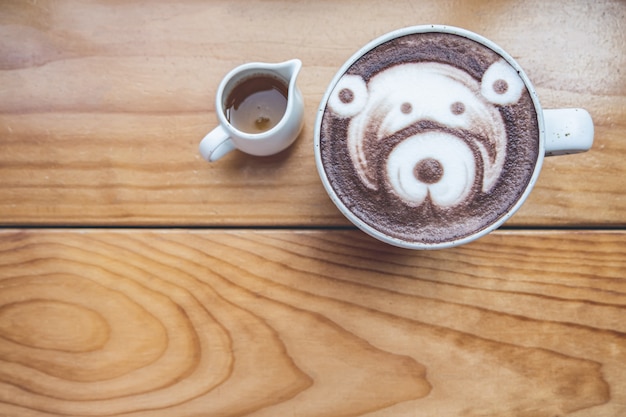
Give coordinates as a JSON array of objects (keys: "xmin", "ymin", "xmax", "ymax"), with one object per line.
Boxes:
[{"xmin": 327, "ymin": 60, "xmax": 525, "ymax": 208}]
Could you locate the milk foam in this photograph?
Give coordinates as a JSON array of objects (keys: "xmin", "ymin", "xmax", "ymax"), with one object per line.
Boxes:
[
  {"xmin": 319, "ymin": 31, "xmax": 540, "ymax": 245},
  {"xmin": 387, "ymin": 132, "xmax": 476, "ymax": 207},
  {"xmin": 480, "ymin": 60, "xmax": 524, "ymax": 105},
  {"xmin": 328, "ymin": 61, "xmax": 523, "ymax": 208}
]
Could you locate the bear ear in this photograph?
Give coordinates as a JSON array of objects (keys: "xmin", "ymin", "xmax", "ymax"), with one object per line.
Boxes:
[
  {"xmin": 327, "ymin": 74, "xmax": 368, "ymax": 118},
  {"xmin": 480, "ymin": 60, "xmax": 525, "ymax": 106}
]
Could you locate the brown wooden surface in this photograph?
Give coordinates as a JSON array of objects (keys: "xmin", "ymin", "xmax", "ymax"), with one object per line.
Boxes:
[
  {"xmin": 1, "ymin": 1, "xmax": 625, "ymax": 416},
  {"xmin": 1, "ymin": 229, "xmax": 625, "ymax": 417},
  {"xmin": 1, "ymin": 0, "xmax": 624, "ymax": 226}
]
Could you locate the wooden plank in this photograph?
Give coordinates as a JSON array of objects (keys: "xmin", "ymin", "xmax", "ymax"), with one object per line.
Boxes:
[
  {"xmin": 1, "ymin": 0, "xmax": 624, "ymax": 227},
  {"xmin": 0, "ymin": 229, "xmax": 624, "ymax": 416}
]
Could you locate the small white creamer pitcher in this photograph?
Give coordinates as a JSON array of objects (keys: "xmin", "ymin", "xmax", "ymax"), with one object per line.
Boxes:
[{"xmin": 199, "ymin": 59, "xmax": 304, "ymax": 162}]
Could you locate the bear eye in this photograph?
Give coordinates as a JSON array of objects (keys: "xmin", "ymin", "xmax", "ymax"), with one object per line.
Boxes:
[
  {"xmin": 450, "ymin": 101, "xmax": 465, "ymax": 115},
  {"xmin": 480, "ymin": 60, "xmax": 525, "ymax": 105},
  {"xmin": 327, "ymin": 74, "xmax": 368, "ymax": 118}
]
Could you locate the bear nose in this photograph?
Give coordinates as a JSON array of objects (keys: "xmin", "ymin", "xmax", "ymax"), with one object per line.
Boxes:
[{"xmin": 414, "ymin": 158, "xmax": 444, "ymax": 184}]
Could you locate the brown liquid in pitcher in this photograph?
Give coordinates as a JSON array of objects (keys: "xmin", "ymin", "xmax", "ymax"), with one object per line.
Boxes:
[{"xmin": 225, "ymin": 75, "xmax": 288, "ymax": 134}]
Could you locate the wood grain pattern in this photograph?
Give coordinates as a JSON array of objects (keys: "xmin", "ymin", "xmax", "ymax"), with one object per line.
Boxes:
[
  {"xmin": 1, "ymin": 0, "xmax": 624, "ymax": 227},
  {"xmin": 0, "ymin": 229, "xmax": 624, "ymax": 417}
]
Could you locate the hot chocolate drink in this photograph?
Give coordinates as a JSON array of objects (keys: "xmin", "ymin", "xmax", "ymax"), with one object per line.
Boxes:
[{"xmin": 318, "ymin": 31, "xmax": 540, "ymax": 246}]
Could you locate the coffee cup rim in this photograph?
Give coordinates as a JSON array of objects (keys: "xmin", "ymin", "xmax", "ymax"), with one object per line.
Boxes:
[{"xmin": 314, "ymin": 25, "xmax": 546, "ymax": 250}]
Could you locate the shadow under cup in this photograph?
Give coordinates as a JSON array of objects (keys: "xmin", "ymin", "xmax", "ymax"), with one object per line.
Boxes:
[{"xmin": 315, "ymin": 27, "xmax": 542, "ymax": 249}]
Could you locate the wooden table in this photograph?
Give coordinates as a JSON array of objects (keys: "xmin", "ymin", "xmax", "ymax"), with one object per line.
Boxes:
[{"xmin": 1, "ymin": 1, "xmax": 624, "ymax": 416}]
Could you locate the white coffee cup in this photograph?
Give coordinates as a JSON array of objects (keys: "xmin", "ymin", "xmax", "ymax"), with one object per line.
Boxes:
[
  {"xmin": 199, "ymin": 59, "xmax": 304, "ymax": 162},
  {"xmin": 314, "ymin": 25, "xmax": 594, "ymax": 249}
]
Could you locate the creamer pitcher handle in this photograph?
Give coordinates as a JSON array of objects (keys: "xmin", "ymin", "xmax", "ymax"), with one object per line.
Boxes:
[
  {"xmin": 544, "ymin": 108, "xmax": 594, "ymax": 156},
  {"xmin": 199, "ymin": 125, "xmax": 237, "ymax": 162}
]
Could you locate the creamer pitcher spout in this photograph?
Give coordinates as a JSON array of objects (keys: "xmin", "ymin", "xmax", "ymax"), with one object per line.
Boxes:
[
  {"xmin": 276, "ymin": 59, "xmax": 304, "ymax": 141},
  {"xmin": 274, "ymin": 59, "xmax": 302, "ymax": 84}
]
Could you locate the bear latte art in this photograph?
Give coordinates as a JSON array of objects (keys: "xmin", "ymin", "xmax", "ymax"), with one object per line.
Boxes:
[{"xmin": 319, "ymin": 32, "xmax": 540, "ymax": 245}]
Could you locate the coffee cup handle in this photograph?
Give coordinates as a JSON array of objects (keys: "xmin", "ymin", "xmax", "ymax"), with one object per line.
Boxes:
[
  {"xmin": 543, "ymin": 108, "xmax": 594, "ymax": 156},
  {"xmin": 199, "ymin": 125, "xmax": 237, "ymax": 162}
]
